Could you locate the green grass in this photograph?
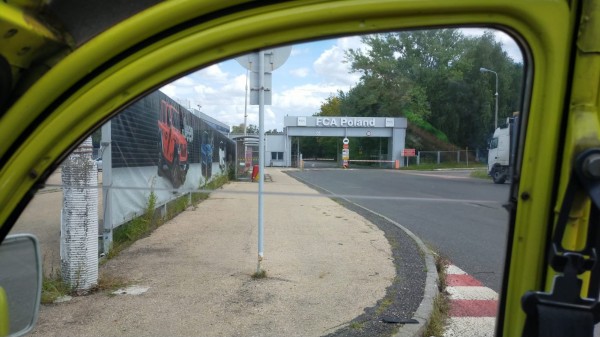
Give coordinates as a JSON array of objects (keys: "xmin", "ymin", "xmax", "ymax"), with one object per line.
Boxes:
[
  {"xmin": 375, "ymin": 296, "xmax": 394, "ymax": 315},
  {"xmin": 167, "ymin": 195, "xmax": 190, "ymax": 219},
  {"xmin": 422, "ymin": 253, "xmax": 450, "ymax": 337},
  {"xmin": 191, "ymin": 191, "xmax": 209, "ymax": 204},
  {"xmin": 204, "ymin": 173, "xmax": 229, "ymax": 190},
  {"xmin": 108, "ymin": 202, "xmax": 157, "ymax": 260},
  {"xmin": 424, "ymin": 293, "xmax": 450, "ymax": 337},
  {"xmin": 252, "ymin": 269, "xmax": 267, "ymax": 279},
  {"xmin": 41, "ymin": 272, "xmax": 71, "ymax": 304},
  {"xmin": 349, "ymin": 322, "xmax": 364, "ymax": 330},
  {"xmin": 41, "ymin": 270, "xmax": 129, "ymax": 304},
  {"xmin": 470, "ymin": 168, "xmax": 491, "ymax": 179}
]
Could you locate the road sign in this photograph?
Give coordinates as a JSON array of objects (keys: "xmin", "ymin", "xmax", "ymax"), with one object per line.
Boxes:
[
  {"xmin": 403, "ymin": 148, "xmax": 416, "ymax": 157},
  {"xmin": 342, "ymin": 137, "xmax": 350, "ymax": 168},
  {"xmin": 236, "ymin": 47, "xmax": 292, "ymax": 106},
  {"xmin": 235, "ymin": 46, "xmax": 293, "ymax": 72},
  {"xmin": 249, "ymin": 71, "xmax": 272, "ymax": 105}
]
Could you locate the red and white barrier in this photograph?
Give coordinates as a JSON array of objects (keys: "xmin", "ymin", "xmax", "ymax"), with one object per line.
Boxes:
[{"xmin": 443, "ymin": 264, "xmax": 498, "ymax": 337}]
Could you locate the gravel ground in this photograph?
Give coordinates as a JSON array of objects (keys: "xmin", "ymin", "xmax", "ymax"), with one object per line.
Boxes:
[
  {"xmin": 19, "ymin": 168, "xmax": 403, "ymax": 337},
  {"xmin": 286, "ymin": 171, "xmax": 426, "ymax": 337}
]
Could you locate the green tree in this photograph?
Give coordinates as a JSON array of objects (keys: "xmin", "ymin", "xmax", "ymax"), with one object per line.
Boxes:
[
  {"xmin": 231, "ymin": 123, "xmax": 259, "ymax": 134},
  {"xmin": 339, "ymin": 29, "xmax": 523, "ymax": 150},
  {"xmin": 316, "ymin": 95, "xmax": 343, "ymax": 116}
]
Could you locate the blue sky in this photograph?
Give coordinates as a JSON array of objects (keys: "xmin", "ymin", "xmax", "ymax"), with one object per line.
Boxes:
[{"xmin": 161, "ymin": 29, "xmax": 522, "ymax": 132}]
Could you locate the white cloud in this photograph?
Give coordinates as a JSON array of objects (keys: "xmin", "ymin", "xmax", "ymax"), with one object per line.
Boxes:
[
  {"xmin": 290, "ymin": 67, "xmax": 309, "ymax": 78},
  {"xmin": 197, "ymin": 64, "xmax": 229, "ymax": 83},
  {"xmin": 159, "ymin": 37, "xmax": 367, "ymax": 131},
  {"xmin": 160, "ymin": 84, "xmax": 177, "ymax": 98},
  {"xmin": 495, "ymin": 31, "xmax": 523, "ymax": 63},
  {"xmin": 291, "ymin": 47, "xmax": 310, "ymax": 56},
  {"xmin": 337, "ymin": 36, "xmax": 366, "ymax": 51},
  {"xmin": 460, "ymin": 28, "xmax": 523, "ymax": 63},
  {"xmin": 172, "ymin": 76, "xmax": 196, "ymax": 87},
  {"xmin": 314, "ymin": 45, "xmax": 361, "ymax": 86},
  {"xmin": 193, "ymin": 84, "xmax": 218, "ymax": 97}
]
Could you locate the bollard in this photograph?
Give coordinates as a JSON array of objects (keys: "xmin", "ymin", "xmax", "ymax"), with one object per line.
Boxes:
[{"xmin": 251, "ymin": 164, "xmax": 259, "ymax": 182}]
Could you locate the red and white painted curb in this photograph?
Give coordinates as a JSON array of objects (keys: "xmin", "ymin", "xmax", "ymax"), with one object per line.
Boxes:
[{"xmin": 443, "ymin": 264, "xmax": 498, "ymax": 337}]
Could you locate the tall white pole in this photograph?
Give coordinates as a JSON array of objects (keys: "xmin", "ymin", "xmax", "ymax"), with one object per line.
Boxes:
[
  {"xmin": 244, "ymin": 66, "xmax": 249, "ymax": 136},
  {"xmin": 257, "ymin": 51, "xmax": 265, "ymax": 273},
  {"xmin": 480, "ymin": 67, "xmax": 499, "ymax": 129},
  {"xmin": 101, "ymin": 121, "xmax": 112, "ymax": 255},
  {"xmin": 494, "ymin": 72, "xmax": 499, "ymax": 130}
]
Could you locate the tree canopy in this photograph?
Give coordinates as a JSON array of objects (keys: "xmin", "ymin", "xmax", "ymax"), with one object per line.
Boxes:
[
  {"xmin": 231, "ymin": 123, "xmax": 259, "ymax": 134},
  {"xmin": 314, "ymin": 29, "xmax": 523, "ymax": 154}
]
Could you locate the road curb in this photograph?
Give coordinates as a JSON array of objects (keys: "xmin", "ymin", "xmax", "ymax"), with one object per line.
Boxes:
[
  {"xmin": 341, "ymin": 201, "xmax": 439, "ymax": 337},
  {"xmin": 287, "ymin": 171, "xmax": 438, "ymax": 337}
]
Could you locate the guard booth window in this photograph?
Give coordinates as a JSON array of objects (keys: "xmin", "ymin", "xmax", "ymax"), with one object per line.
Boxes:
[{"xmin": 271, "ymin": 152, "xmax": 284, "ymax": 160}]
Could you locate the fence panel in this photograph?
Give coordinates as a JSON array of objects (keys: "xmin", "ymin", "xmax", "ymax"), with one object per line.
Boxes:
[{"xmin": 415, "ymin": 150, "xmax": 484, "ymax": 166}]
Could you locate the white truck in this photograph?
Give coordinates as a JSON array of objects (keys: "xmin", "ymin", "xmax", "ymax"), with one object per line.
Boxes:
[{"xmin": 488, "ymin": 116, "xmax": 519, "ymax": 184}]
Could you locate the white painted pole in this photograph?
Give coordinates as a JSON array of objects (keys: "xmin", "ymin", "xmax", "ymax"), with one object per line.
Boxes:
[
  {"xmin": 257, "ymin": 50, "xmax": 265, "ymax": 274},
  {"xmin": 101, "ymin": 121, "xmax": 112, "ymax": 255}
]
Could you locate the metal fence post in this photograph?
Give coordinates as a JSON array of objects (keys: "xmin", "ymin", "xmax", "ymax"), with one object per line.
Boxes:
[
  {"xmin": 417, "ymin": 152, "xmax": 420, "ymax": 166},
  {"xmin": 437, "ymin": 151, "xmax": 441, "ymax": 164}
]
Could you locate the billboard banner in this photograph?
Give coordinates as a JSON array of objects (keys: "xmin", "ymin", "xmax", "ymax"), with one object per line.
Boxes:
[{"xmin": 110, "ymin": 90, "xmax": 235, "ymax": 227}]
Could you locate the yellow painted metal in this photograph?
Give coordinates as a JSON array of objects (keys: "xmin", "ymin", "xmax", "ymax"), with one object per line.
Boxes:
[
  {"xmin": 0, "ymin": 0, "xmax": 579, "ymax": 335},
  {"xmin": 545, "ymin": 0, "xmax": 600, "ymax": 299},
  {"xmin": 0, "ymin": 2, "xmax": 66, "ymax": 84},
  {"xmin": 0, "ymin": 287, "xmax": 8, "ymax": 337}
]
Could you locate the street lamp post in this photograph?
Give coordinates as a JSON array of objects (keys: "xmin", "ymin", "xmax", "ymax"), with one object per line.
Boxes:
[{"xmin": 480, "ymin": 67, "xmax": 499, "ymax": 129}]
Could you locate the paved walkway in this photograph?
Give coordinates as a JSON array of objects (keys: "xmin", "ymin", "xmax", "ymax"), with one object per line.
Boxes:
[{"xmin": 20, "ymin": 168, "xmax": 398, "ymax": 336}]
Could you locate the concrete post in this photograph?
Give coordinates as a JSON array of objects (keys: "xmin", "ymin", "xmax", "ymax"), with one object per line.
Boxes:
[{"xmin": 61, "ymin": 137, "xmax": 98, "ymax": 293}]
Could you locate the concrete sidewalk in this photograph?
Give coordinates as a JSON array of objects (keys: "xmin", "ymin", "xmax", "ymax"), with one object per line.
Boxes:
[{"xmin": 28, "ymin": 168, "xmax": 401, "ymax": 337}]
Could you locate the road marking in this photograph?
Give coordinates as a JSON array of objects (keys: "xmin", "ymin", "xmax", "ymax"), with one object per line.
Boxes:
[
  {"xmin": 396, "ymin": 171, "xmax": 471, "ymax": 180},
  {"xmin": 446, "ymin": 286, "xmax": 499, "ymax": 300},
  {"xmin": 444, "ymin": 317, "xmax": 497, "ymax": 337},
  {"xmin": 444, "ymin": 264, "xmax": 498, "ymax": 337},
  {"xmin": 446, "ymin": 274, "xmax": 482, "ymax": 286}
]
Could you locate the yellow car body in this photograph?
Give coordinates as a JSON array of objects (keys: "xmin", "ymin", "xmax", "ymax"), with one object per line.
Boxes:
[{"xmin": 0, "ymin": 1, "xmax": 598, "ymax": 336}]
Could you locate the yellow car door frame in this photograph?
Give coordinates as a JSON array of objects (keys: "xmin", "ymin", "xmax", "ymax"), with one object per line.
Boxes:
[{"xmin": 0, "ymin": 0, "xmax": 591, "ymax": 336}]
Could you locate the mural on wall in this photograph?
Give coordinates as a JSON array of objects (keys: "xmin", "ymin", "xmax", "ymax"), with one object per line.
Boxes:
[
  {"xmin": 200, "ymin": 129, "xmax": 213, "ymax": 180},
  {"xmin": 218, "ymin": 141, "xmax": 226, "ymax": 172},
  {"xmin": 109, "ymin": 90, "xmax": 235, "ymax": 227},
  {"xmin": 157, "ymin": 99, "xmax": 189, "ymax": 188}
]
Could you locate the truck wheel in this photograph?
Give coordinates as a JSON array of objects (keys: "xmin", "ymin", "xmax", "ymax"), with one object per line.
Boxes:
[
  {"xmin": 492, "ymin": 167, "xmax": 506, "ymax": 184},
  {"xmin": 172, "ymin": 152, "xmax": 182, "ymax": 188}
]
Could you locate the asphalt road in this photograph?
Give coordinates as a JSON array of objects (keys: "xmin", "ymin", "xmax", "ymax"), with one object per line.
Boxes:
[{"xmin": 289, "ymin": 168, "xmax": 510, "ymax": 292}]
